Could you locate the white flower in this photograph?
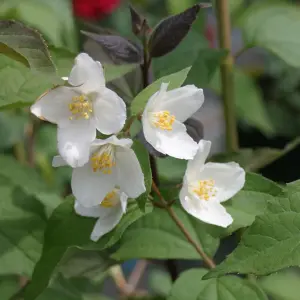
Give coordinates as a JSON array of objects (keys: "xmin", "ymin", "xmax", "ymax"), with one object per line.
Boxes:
[
  {"xmin": 53, "ymin": 135, "xmax": 146, "ymax": 207},
  {"xmin": 74, "ymin": 188, "xmax": 128, "ymax": 241},
  {"xmin": 31, "ymin": 53, "xmax": 126, "ymax": 168},
  {"xmin": 142, "ymin": 83, "xmax": 204, "ymax": 160},
  {"xmin": 180, "ymin": 140, "xmax": 245, "ymax": 227}
]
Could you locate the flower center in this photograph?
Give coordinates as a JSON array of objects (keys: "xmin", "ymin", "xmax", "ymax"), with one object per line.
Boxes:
[
  {"xmin": 100, "ymin": 189, "xmax": 119, "ymax": 208},
  {"xmin": 152, "ymin": 110, "xmax": 175, "ymax": 131},
  {"xmin": 91, "ymin": 144, "xmax": 116, "ymax": 174},
  {"xmin": 69, "ymin": 94, "xmax": 93, "ymax": 120},
  {"xmin": 193, "ymin": 179, "xmax": 217, "ymax": 201}
]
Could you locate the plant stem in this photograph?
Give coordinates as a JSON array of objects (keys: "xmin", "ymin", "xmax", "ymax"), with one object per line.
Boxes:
[
  {"xmin": 141, "ymin": 38, "xmax": 160, "ymax": 186},
  {"xmin": 216, "ymin": 0, "xmax": 238, "ymax": 152},
  {"xmin": 152, "ymin": 181, "xmax": 216, "ymax": 269},
  {"xmin": 13, "ymin": 143, "xmax": 26, "ymax": 164},
  {"xmin": 9, "ymin": 281, "xmax": 29, "ymax": 300},
  {"xmin": 26, "ymin": 117, "xmax": 38, "ymax": 167},
  {"xmin": 127, "ymin": 260, "xmax": 148, "ymax": 292},
  {"xmin": 109, "ymin": 265, "xmax": 148, "ymax": 298}
]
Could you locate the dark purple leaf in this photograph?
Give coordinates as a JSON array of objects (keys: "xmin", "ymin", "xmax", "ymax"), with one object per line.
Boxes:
[
  {"xmin": 184, "ymin": 117, "xmax": 204, "ymax": 143},
  {"xmin": 81, "ymin": 31, "xmax": 143, "ymax": 64},
  {"xmin": 129, "ymin": 5, "xmax": 151, "ymax": 37},
  {"xmin": 149, "ymin": 4, "xmax": 209, "ymax": 58}
]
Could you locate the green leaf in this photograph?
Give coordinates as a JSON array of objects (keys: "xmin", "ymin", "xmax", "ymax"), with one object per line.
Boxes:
[
  {"xmin": 210, "ymin": 68, "xmax": 274, "ymax": 135},
  {"xmin": 239, "ymin": 2, "xmax": 300, "ymax": 67},
  {"xmin": 24, "ymin": 198, "xmax": 152, "ymax": 300},
  {"xmin": 49, "ymin": 46, "xmax": 75, "ymax": 78},
  {"xmin": 185, "ymin": 49, "xmax": 227, "ymax": 87},
  {"xmin": 0, "ymin": 111, "xmax": 27, "ymax": 150},
  {"xmin": 259, "ymin": 269, "xmax": 300, "ymax": 300},
  {"xmin": 37, "ymin": 273, "xmax": 108, "ymax": 300},
  {"xmin": 225, "ymin": 191, "xmax": 274, "ymax": 234},
  {"xmin": 0, "ymin": 20, "xmax": 56, "ymax": 73},
  {"xmin": 111, "ymin": 205, "xmax": 219, "ymax": 260},
  {"xmin": 204, "ymin": 181, "xmax": 300, "ymax": 279},
  {"xmin": 168, "ymin": 268, "xmax": 267, "ymax": 300},
  {"xmin": 132, "ymin": 141, "xmax": 152, "ymax": 211},
  {"xmin": 0, "ymin": 0, "xmax": 78, "ymax": 51},
  {"xmin": 157, "ymin": 156, "xmax": 187, "ymax": 183},
  {"xmin": 149, "ymin": 269, "xmax": 172, "ymax": 296},
  {"xmin": 222, "ymin": 173, "xmax": 282, "ymax": 235},
  {"xmin": 0, "ymin": 181, "xmax": 45, "ymax": 276},
  {"xmin": 104, "ymin": 64, "xmax": 138, "ymax": 82},
  {"xmin": 0, "ymin": 155, "xmax": 61, "ymax": 213},
  {"xmin": 59, "ymin": 249, "xmax": 114, "ymax": 286},
  {"xmin": 0, "ymin": 55, "xmax": 59, "ymax": 110},
  {"xmin": 0, "ymin": 276, "xmax": 19, "ymax": 300},
  {"xmin": 211, "ymin": 138, "xmax": 300, "ymax": 172},
  {"xmin": 243, "ymin": 172, "xmax": 283, "ymax": 196},
  {"xmin": 130, "ymin": 67, "xmax": 191, "ymax": 116}
]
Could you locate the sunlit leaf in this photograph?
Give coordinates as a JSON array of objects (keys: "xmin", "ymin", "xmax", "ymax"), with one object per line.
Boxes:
[
  {"xmin": 111, "ymin": 205, "xmax": 219, "ymax": 260},
  {"xmin": 168, "ymin": 268, "xmax": 267, "ymax": 300},
  {"xmin": 0, "ymin": 20, "xmax": 55, "ymax": 73},
  {"xmin": 205, "ymin": 181, "xmax": 300, "ymax": 279}
]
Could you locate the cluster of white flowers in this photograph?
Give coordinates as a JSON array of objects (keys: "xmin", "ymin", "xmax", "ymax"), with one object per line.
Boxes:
[{"xmin": 31, "ymin": 53, "xmax": 245, "ymax": 241}]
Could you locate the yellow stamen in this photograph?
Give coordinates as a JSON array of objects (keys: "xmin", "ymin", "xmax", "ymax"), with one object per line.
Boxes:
[
  {"xmin": 69, "ymin": 94, "xmax": 93, "ymax": 120},
  {"xmin": 101, "ymin": 190, "xmax": 118, "ymax": 208},
  {"xmin": 91, "ymin": 145, "xmax": 116, "ymax": 174},
  {"xmin": 193, "ymin": 179, "xmax": 217, "ymax": 201},
  {"xmin": 152, "ymin": 111, "xmax": 175, "ymax": 131}
]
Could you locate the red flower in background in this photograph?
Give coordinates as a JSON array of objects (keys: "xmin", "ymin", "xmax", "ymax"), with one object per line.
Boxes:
[{"xmin": 73, "ymin": 0, "xmax": 120, "ymax": 19}]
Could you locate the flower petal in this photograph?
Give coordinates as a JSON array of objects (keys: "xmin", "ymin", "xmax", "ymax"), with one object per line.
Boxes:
[
  {"xmin": 90, "ymin": 136, "xmax": 133, "ymax": 154},
  {"xmin": 31, "ymin": 87, "xmax": 75, "ymax": 126},
  {"xmin": 156, "ymin": 85, "xmax": 204, "ymax": 122},
  {"xmin": 199, "ymin": 162, "xmax": 245, "ymax": 203},
  {"xmin": 120, "ymin": 193, "xmax": 128, "ymax": 213},
  {"xmin": 143, "ymin": 120, "xmax": 198, "ymax": 160},
  {"xmin": 180, "ymin": 185, "xmax": 233, "ymax": 227},
  {"xmin": 71, "ymin": 163, "xmax": 117, "ymax": 207},
  {"xmin": 93, "ymin": 88, "xmax": 126, "ymax": 135},
  {"xmin": 185, "ymin": 140, "xmax": 211, "ymax": 182},
  {"xmin": 68, "ymin": 53, "xmax": 105, "ymax": 93},
  {"xmin": 57, "ymin": 120, "xmax": 96, "ymax": 168},
  {"xmin": 90, "ymin": 205, "xmax": 123, "ymax": 241},
  {"xmin": 143, "ymin": 82, "xmax": 169, "ymax": 115},
  {"xmin": 52, "ymin": 155, "xmax": 67, "ymax": 167},
  {"xmin": 115, "ymin": 147, "xmax": 146, "ymax": 198},
  {"xmin": 74, "ymin": 200, "xmax": 103, "ymax": 218}
]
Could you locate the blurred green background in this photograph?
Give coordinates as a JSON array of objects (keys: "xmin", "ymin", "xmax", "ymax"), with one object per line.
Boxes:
[{"xmin": 2, "ymin": 0, "xmax": 300, "ymax": 299}]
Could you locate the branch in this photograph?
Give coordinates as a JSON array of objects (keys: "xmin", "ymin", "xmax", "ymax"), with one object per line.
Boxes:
[
  {"xmin": 216, "ymin": 0, "xmax": 238, "ymax": 152},
  {"xmin": 109, "ymin": 264, "xmax": 148, "ymax": 298},
  {"xmin": 127, "ymin": 260, "xmax": 148, "ymax": 293},
  {"xmin": 152, "ymin": 181, "xmax": 216, "ymax": 269}
]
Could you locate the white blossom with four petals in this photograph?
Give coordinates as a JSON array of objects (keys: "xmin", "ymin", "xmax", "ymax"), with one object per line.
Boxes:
[
  {"xmin": 142, "ymin": 83, "xmax": 204, "ymax": 159},
  {"xmin": 75, "ymin": 188, "xmax": 128, "ymax": 241},
  {"xmin": 53, "ymin": 135, "xmax": 146, "ymax": 207},
  {"xmin": 180, "ymin": 140, "xmax": 245, "ymax": 227},
  {"xmin": 31, "ymin": 53, "xmax": 126, "ymax": 168}
]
